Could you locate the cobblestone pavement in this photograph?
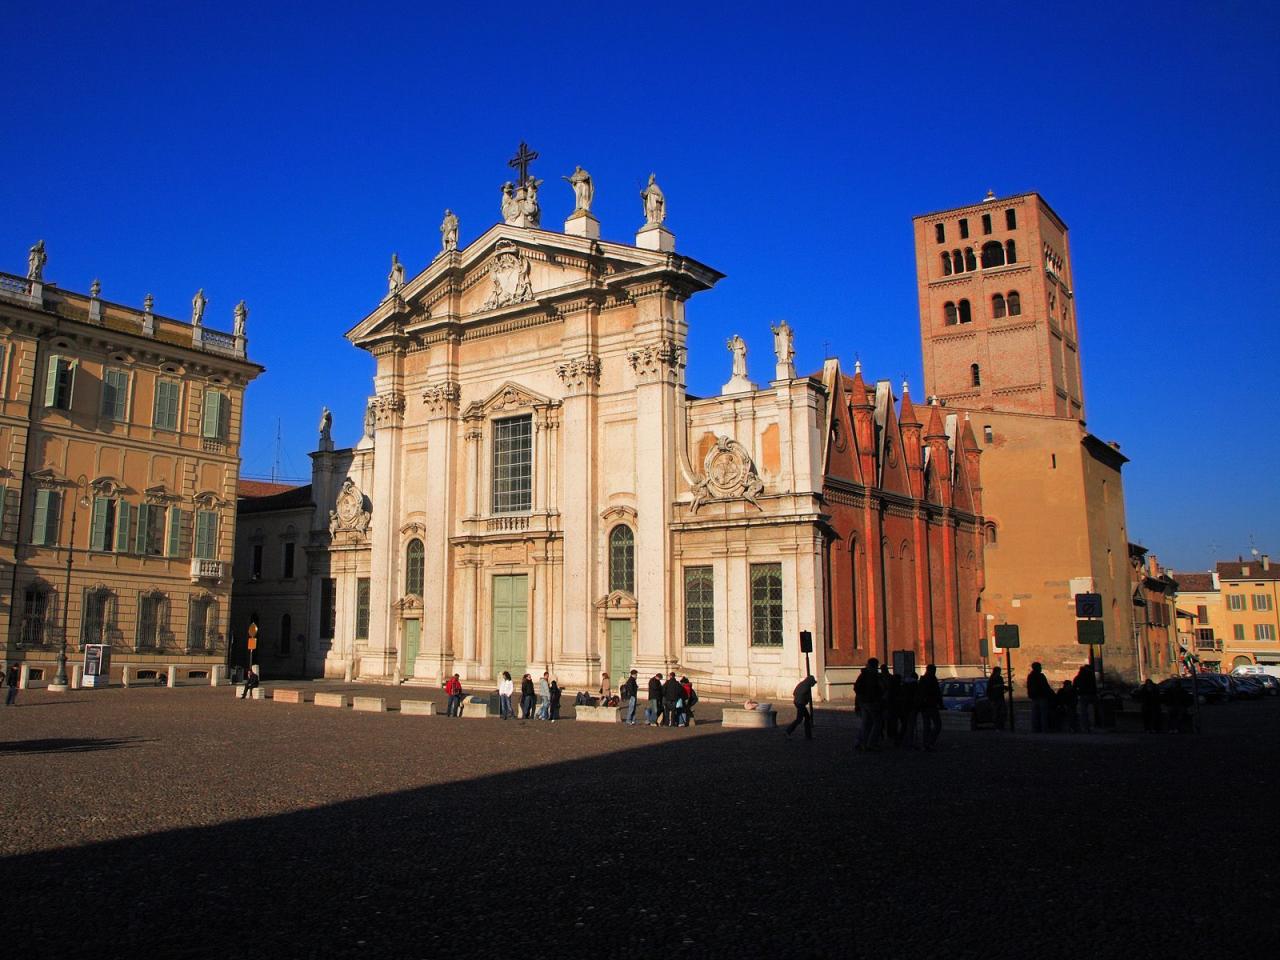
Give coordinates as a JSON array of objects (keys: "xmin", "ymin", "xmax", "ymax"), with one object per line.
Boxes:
[{"xmin": 1, "ymin": 684, "xmax": 1276, "ymax": 959}]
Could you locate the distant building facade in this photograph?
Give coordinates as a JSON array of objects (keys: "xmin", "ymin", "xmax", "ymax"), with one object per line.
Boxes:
[
  {"xmin": 1213, "ymin": 557, "xmax": 1277, "ymax": 670},
  {"xmin": 0, "ymin": 248, "xmax": 261, "ymax": 680},
  {"xmin": 1128, "ymin": 544, "xmax": 1179, "ymax": 679},
  {"xmin": 913, "ymin": 192, "xmax": 1137, "ymax": 682},
  {"xmin": 1170, "ymin": 570, "xmax": 1223, "ymax": 670}
]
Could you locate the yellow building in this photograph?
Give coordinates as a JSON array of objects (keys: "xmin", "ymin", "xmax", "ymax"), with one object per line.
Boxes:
[
  {"xmin": 1215, "ymin": 557, "xmax": 1279, "ymax": 670},
  {"xmin": 1, "ymin": 243, "xmax": 262, "ymax": 684},
  {"xmin": 1169, "ymin": 571, "xmax": 1224, "ymax": 670}
]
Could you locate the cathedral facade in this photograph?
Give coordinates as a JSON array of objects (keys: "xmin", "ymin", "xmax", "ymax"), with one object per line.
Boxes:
[{"xmin": 253, "ymin": 164, "xmax": 987, "ymax": 699}]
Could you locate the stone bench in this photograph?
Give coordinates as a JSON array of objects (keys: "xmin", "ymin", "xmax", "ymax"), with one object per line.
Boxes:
[
  {"xmin": 458, "ymin": 699, "xmax": 492, "ymax": 718},
  {"xmin": 273, "ymin": 689, "xmax": 306, "ymax": 704},
  {"xmin": 231, "ymin": 685, "xmax": 265, "ymax": 699},
  {"xmin": 314, "ymin": 692, "xmax": 347, "ymax": 709},
  {"xmin": 575, "ymin": 705, "xmax": 622, "ymax": 723},
  {"xmin": 722, "ymin": 707, "xmax": 777, "ymax": 728},
  {"xmin": 400, "ymin": 699, "xmax": 436, "ymax": 716},
  {"xmin": 353, "ymin": 696, "xmax": 386, "ymax": 713}
]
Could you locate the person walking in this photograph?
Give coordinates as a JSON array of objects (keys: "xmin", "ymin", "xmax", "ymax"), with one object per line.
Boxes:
[
  {"xmin": 646, "ymin": 672, "xmax": 663, "ymax": 725},
  {"xmin": 786, "ymin": 675, "xmax": 818, "ymax": 740},
  {"xmin": 549, "ymin": 679, "xmax": 562, "ymax": 722},
  {"xmin": 680, "ymin": 676, "xmax": 698, "ymax": 726},
  {"xmin": 987, "ymin": 666, "xmax": 1007, "ymax": 730},
  {"xmin": 444, "ymin": 673, "xmax": 464, "ymax": 717},
  {"xmin": 520, "ymin": 673, "xmax": 536, "ymax": 719},
  {"xmin": 5, "ymin": 662, "xmax": 19, "ymax": 706},
  {"xmin": 855, "ymin": 658, "xmax": 885, "ymax": 751},
  {"xmin": 1027, "ymin": 662, "xmax": 1054, "ymax": 733},
  {"xmin": 1074, "ymin": 663, "xmax": 1098, "ymax": 733},
  {"xmin": 621, "ymin": 670, "xmax": 639, "ymax": 725},
  {"xmin": 537, "ymin": 672, "xmax": 551, "ymax": 720},
  {"xmin": 662, "ymin": 672, "xmax": 682, "ymax": 727},
  {"xmin": 1138, "ymin": 678, "xmax": 1163, "ymax": 732},
  {"xmin": 919, "ymin": 664, "xmax": 943, "ymax": 750},
  {"xmin": 498, "ymin": 671, "xmax": 515, "ymax": 720}
]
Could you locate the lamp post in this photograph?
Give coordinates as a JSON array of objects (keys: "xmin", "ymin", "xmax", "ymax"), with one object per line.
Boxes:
[{"xmin": 49, "ymin": 475, "xmax": 90, "ymax": 692}]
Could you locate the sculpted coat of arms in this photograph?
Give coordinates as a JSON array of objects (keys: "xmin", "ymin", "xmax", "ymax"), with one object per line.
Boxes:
[
  {"xmin": 329, "ymin": 478, "xmax": 372, "ymax": 536},
  {"xmin": 690, "ymin": 436, "xmax": 765, "ymax": 513},
  {"xmin": 482, "ymin": 241, "xmax": 534, "ymax": 310}
]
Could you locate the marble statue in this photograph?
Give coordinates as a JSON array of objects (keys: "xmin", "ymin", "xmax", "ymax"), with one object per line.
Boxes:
[
  {"xmin": 363, "ymin": 397, "xmax": 376, "ymax": 440},
  {"xmin": 440, "ymin": 209, "xmax": 459, "ymax": 252},
  {"xmin": 191, "ymin": 288, "xmax": 207, "ymax": 326},
  {"xmin": 771, "ymin": 320, "xmax": 794, "ymax": 364},
  {"xmin": 319, "ymin": 406, "xmax": 332, "ymax": 443},
  {"xmin": 641, "ymin": 173, "xmax": 665, "ymax": 225},
  {"xmin": 727, "ymin": 334, "xmax": 748, "ymax": 378},
  {"xmin": 521, "ymin": 177, "xmax": 542, "ymax": 227},
  {"xmin": 501, "ymin": 182, "xmax": 520, "ymax": 224},
  {"xmin": 234, "ymin": 300, "xmax": 248, "ymax": 337},
  {"xmin": 27, "ymin": 240, "xmax": 46, "ymax": 281},
  {"xmin": 563, "ymin": 166, "xmax": 594, "ymax": 213},
  {"xmin": 388, "ymin": 253, "xmax": 405, "ymax": 293}
]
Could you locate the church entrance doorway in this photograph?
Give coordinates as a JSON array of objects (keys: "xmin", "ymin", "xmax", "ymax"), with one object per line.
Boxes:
[
  {"xmin": 492, "ymin": 574, "xmax": 528, "ymax": 680},
  {"xmin": 402, "ymin": 620, "xmax": 420, "ymax": 678},
  {"xmin": 608, "ymin": 618, "xmax": 633, "ymax": 678}
]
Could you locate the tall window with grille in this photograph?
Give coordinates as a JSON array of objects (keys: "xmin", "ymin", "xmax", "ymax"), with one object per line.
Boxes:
[
  {"xmin": 405, "ymin": 539, "xmax": 424, "ymax": 595},
  {"xmin": 355, "ymin": 578, "xmax": 371, "ymax": 640},
  {"xmin": 319, "ymin": 578, "xmax": 336, "ymax": 639},
  {"xmin": 21, "ymin": 586, "xmax": 48, "ymax": 646},
  {"xmin": 82, "ymin": 589, "xmax": 110, "ymax": 646},
  {"xmin": 609, "ymin": 525, "xmax": 634, "ymax": 594},
  {"xmin": 282, "ymin": 541, "xmax": 296, "ymax": 579},
  {"xmin": 684, "ymin": 566, "xmax": 714, "ymax": 646},
  {"xmin": 491, "ymin": 415, "xmax": 532, "ymax": 513},
  {"xmin": 750, "ymin": 563, "xmax": 784, "ymax": 647},
  {"xmin": 137, "ymin": 593, "xmax": 163, "ymax": 650},
  {"xmin": 189, "ymin": 597, "xmax": 214, "ymax": 650}
]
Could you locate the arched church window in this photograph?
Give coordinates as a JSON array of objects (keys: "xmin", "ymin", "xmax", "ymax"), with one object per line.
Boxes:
[
  {"xmin": 981, "ymin": 241, "xmax": 1005, "ymax": 268},
  {"xmin": 1007, "ymin": 291, "xmax": 1021, "ymax": 316},
  {"xmin": 944, "ymin": 302, "xmax": 958, "ymax": 326},
  {"xmin": 1005, "ymin": 239, "xmax": 1017, "ymax": 263},
  {"xmin": 971, "ymin": 363, "xmax": 981, "ymax": 387},
  {"xmin": 964, "ymin": 248, "xmax": 977, "ymax": 271},
  {"xmin": 958, "ymin": 299, "xmax": 972, "ymax": 324},
  {"xmin": 992, "ymin": 294, "xmax": 1006, "ymax": 319},
  {"xmin": 609, "ymin": 525, "xmax": 635, "ymax": 594},
  {"xmin": 952, "ymin": 249, "xmax": 963, "ymax": 273},
  {"xmin": 405, "ymin": 539, "xmax": 424, "ymax": 595},
  {"xmin": 941, "ymin": 252, "xmax": 952, "ymax": 276}
]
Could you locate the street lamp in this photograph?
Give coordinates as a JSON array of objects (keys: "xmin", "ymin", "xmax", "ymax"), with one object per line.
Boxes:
[{"xmin": 49, "ymin": 475, "xmax": 90, "ymax": 692}]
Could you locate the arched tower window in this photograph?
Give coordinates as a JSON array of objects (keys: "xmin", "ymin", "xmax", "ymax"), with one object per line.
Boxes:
[
  {"xmin": 952, "ymin": 249, "xmax": 963, "ymax": 273},
  {"xmin": 984, "ymin": 522, "xmax": 998, "ymax": 546},
  {"xmin": 991, "ymin": 293, "xmax": 1006, "ymax": 319},
  {"xmin": 958, "ymin": 299, "xmax": 972, "ymax": 324},
  {"xmin": 1007, "ymin": 290, "xmax": 1021, "ymax": 316},
  {"xmin": 609, "ymin": 525, "xmax": 635, "ymax": 594},
  {"xmin": 971, "ymin": 363, "xmax": 981, "ymax": 387},
  {"xmin": 941, "ymin": 251, "xmax": 952, "ymax": 275},
  {"xmin": 981, "ymin": 240, "xmax": 1005, "ymax": 268},
  {"xmin": 964, "ymin": 248, "xmax": 977, "ymax": 271},
  {"xmin": 405, "ymin": 538, "xmax": 424, "ymax": 595},
  {"xmin": 1005, "ymin": 208, "xmax": 1017, "ymax": 229},
  {"xmin": 944, "ymin": 301, "xmax": 958, "ymax": 326},
  {"xmin": 1005, "ymin": 239, "xmax": 1017, "ymax": 263}
]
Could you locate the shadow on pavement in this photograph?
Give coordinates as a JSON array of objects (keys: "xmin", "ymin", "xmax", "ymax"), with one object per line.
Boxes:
[{"xmin": 0, "ymin": 736, "xmax": 152, "ymax": 755}]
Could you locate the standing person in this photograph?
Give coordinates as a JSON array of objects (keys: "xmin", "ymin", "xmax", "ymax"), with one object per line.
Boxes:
[
  {"xmin": 5, "ymin": 662, "xmax": 19, "ymax": 706},
  {"xmin": 240, "ymin": 666, "xmax": 259, "ymax": 700},
  {"xmin": 1057, "ymin": 680, "xmax": 1079, "ymax": 733},
  {"xmin": 1074, "ymin": 663, "xmax": 1098, "ymax": 734},
  {"xmin": 520, "ymin": 673, "xmax": 536, "ymax": 719},
  {"xmin": 1138, "ymin": 678, "xmax": 1163, "ymax": 733},
  {"xmin": 786, "ymin": 675, "xmax": 818, "ymax": 740},
  {"xmin": 1027, "ymin": 662, "xmax": 1053, "ymax": 733},
  {"xmin": 549, "ymin": 679, "xmax": 562, "ymax": 722},
  {"xmin": 598, "ymin": 672, "xmax": 613, "ymax": 705},
  {"xmin": 897, "ymin": 669, "xmax": 920, "ymax": 749},
  {"xmin": 444, "ymin": 673, "xmax": 464, "ymax": 717},
  {"xmin": 987, "ymin": 666, "xmax": 1007, "ymax": 730},
  {"xmin": 646, "ymin": 672, "xmax": 663, "ymax": 725},
  {"xmin": 680, "ymin": 676, "xmax": 698, "ymax": 726},
  {"xmin": 537, "ymin": 672, "xmax": 551, "ymax": 720},
  {"xmin": 621, "ymin": 670, "xmax": 639, "ymax": 725},
  {"xmin": 662, "ymin": 672, "xmax": 682, "ymax": 727},
  {"xmin": 919, "ymin": 664, "xmax": 943, "ymax": 751},
  {"xmin": 498, "ymin": 671, "xmax": 515, "ymax": 720},
  {"xmin": 855, "ymin": 658, "xmax": 885, "ymax": 751}
]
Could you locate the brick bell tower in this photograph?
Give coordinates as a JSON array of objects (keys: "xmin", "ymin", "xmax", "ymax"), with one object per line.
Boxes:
[{"xmin": 912, "ymin": 192, "xmax": 1085, "ymax": 419}]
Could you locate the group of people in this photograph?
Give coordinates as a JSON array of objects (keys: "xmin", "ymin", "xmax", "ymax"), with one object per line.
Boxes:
[
  {"xmin": 489, "ymin": 671, "xmax": 564, "ymax": 720},
  {"xmin": 475, "ymin": 669, "xmax": 699, "ymax": 726},
  {"xmin": 644, "ymin": 672, "xmax": 698, "ymax": 726},
  {"xmin": 1025, "ymin": 661, "xmax": 1098, "ymax": 733},
  {"xmin": 852, "ymin": 659, "xmax": 945, "ymax": 751}
]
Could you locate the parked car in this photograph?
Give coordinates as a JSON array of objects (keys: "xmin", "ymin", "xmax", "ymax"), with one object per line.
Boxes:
[
  {"xmin": 1251, "ymin": 674, "xmax": 1280, "ymax": 696},
  {"xmin": 1232, "ymin": 664, "xmax": 1280, "ymax": 681},
  {"xmin": 939, "ymin": 677, "xmax": 997, "ymax": 728},
  {"xmin": 1232, "ymin": 676, "xmax": 1266, "ymax": 700}
]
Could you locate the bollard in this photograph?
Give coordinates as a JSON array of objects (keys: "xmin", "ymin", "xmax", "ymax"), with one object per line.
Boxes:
[
  {"xmin": 167, "ymin": 665, "xmax": 178, "ymax": 688},
  {"xmin": 71, "ymin": 664, "xmax": 83, "ymax": 690},
  {"xmin": 19, "ymin": 664, "xmax": 31, "ymax": 689},
  {"xmin": 211, "ymin": 665, "xmax": 227, "ymax": 686}
]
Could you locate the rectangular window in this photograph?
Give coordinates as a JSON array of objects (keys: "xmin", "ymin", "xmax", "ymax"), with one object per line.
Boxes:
[
  {"xmin": 135, "ymin": 504, "xmax": 167, "ymax": 556},
  {"xmin": 1251, "ymin": 593, "xmax": 1272, "ymax": 612},
  {"xmin": 958, "ymin": 218, "xmax": 969, "ymax": 239},
  {"xmin": 251, "ymin": 543, "xmax": 264, "ymax": 579},
  {"xmin": 194, "ymin": 510, "xmax": 218, "ymax": 560},
  {"xmin": 82, "ymin": 590, "xmax": 109, "ymax": 645},
  {"xmin": 137, "ymin": 594, "xmax": 162, "ymax": 649},
  {"xmin": 31, "ymin": 489, "xmax": 61, "ymax": 545},
  {"xmin": 491, "ymin": 415, "xmax": 533, "ymax": 514},
  {"xmin": 684, "ymin": 566, "xmax": 715, "ymax": 646},
  {"xmin": 1, "ymin": 485, "xmax": 19, "ymax": 541},
  {"xmin": 1257, "ymin": 624, "xmax": 1276, "ymax": 642},
  {"xmin": 202, "ymin": 389, "xmax": 229, "ymax": 440},
  {"xmin": 21, "ymin": 587, "xmax": 48, "ymax": 646},
  {"xmin": 282, "ymin": 542, "xmax": 295, "ymax": 579},
  {"xmin": 355, "ymin": 577, "xmax": 371, "ymax": 640},
  {"xmin": 188, "ymin": 597, "xmax": 213, "ymax": 650},
  {"xmin": 981, "ymin": 213, "xmax": 992, "ymax": 235},
  {"xmin": 154, "ymin": 380, "xmax": 181, "ymax": 431},
  {"xmin": 320, "ymin": 578, "xmax": 336, "ymax": 639},
  {"xmin": 750, "ymin": 562, "xmax": 784, "ymax": 647},
  {"xmin": 1194, "ymin": 628, "xmax": 1215, "ymax": 650},
  {"xmin": 934, "ymin": 223, "xmax": 945, "ymax": 244},
  {"xmin": 1234, "ymin": 624, "xmax": 1246, "ymax": 642},
  {"xmin": 167, "ymin": 508, "xmax": 188, "ymax": 558},
  {"xmin": 1227, "ymin": 594, "xmax": 1245, "ymax": 611},
  {"xmin": 89, "ymin": 497, "xmax": 117, "ymax": 551},
  {"xmin": 1195, "ymin": 604, "xmax": 1208, "ymax": 624},
  {"xmin": 44, "ymin": 355, "xmax": 76, "ymax": 410},
  {"xmin": 101, "ymin": 369, "xmax": 128, "ymax": 422},
  {"xmin": 1005, "ymin": 208, "xmax": 1017, "ymax": 230},
  {"xmin": 982, "ymin": 425, "xmax": 993, "ymax": 444}
]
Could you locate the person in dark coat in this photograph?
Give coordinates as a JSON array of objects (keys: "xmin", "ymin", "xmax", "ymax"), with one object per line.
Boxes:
[
  {"xmin": 987, "ymin": 666, "xmax": 1007, "ymax": 730},
  {"xmin": 520, "ymin": 673, "xmax": 535, "ymax": 719},
  {"xmin": 549, "ymin": 679, "xmax": 562, "ymax": 722},
  {"xmin": 854, "ymin": 659, "xmax": 885, "ymax": 751},
  {"xmin": 679, "ymin": 676, "xmax": 697, "ymax": 726},
  {"xmin": 786, "ymin": 675, "xmax": 818, "ymax": 740},
  {"xmin": 1027, "ymin": 662, "xmax": 1054, "ymax": 732},
  {"xmin": 882, "ymin": 664, "xmax": 901, "ymax": 741},
  {"xmin": 646, "ymin": 673, "xmax": 663, "ymax": 726},
  {"xmin": 621, "ymin": 670, "xmax": 640, "ymax": 725},
  {"xmin": 661, "ymin": 672, "xmax": 682, "ymax": 727},
  {"xmin": 1138, "ymin": 679, "xmax": 1163, "ymax": 732},
  {"xmin": 1057, "ymin": 679, "xmax": 1079, "ymax": 733},
  {"xmin": 240, "ymin": 666, "xmax": 259, "ymax": 700},
  {"xmin": 1074, "ymin": 664, "xmax": 1098, "ymax": 733},
  {"xmin": 896, "ymin": 670, "xmax": 920, "ymax": 748},
  {"xmin": 5, "ymin": 662, "xmax": 20, "ymax": 706},
  {"xmin": 918, "ymin": 664, "xmax": 943, "ymax": 750}
]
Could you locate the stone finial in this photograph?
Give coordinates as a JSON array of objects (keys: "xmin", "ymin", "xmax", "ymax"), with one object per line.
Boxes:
[
  {"xmin": 984, "ymin": 189, "xmax": 996, "ymax": 201},
  {"xmin": 902, "ymin": 378, "xmax": 910, "ymax": 396},
  {"xmin": 89, "ymin": 278, "xmax": 101, "ymax": 298},
  {"xmin": 854, "ymin": 359, "xmax": 862, "ymax": 376},
  {"xmin": 141, "ymin": 293, "xmax": 155, "ymax": 336},
  {"xmin": 143, "ymin": 293, "xmax": 154, "ymax": 313}
]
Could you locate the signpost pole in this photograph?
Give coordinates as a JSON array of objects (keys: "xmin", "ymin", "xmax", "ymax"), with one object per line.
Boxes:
[{"xmin": 1005, "ymin": 647, "xmax": 1014, "ymax": 733}]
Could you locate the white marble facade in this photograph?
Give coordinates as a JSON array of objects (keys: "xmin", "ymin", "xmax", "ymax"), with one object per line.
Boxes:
[{"xmin": 306, "ymin": 187, "xmax": 834, "ymax": 699}]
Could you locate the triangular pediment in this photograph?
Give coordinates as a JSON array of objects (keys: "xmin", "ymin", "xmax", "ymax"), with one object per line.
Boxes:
[{"xmin": 462, "ymin": 381, "xmax": 555, "ymax": 421}]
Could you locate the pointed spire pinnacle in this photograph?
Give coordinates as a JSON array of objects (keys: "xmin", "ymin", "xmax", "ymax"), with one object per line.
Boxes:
[{"xmin": 854, "ymin": 358, "xmax": 861, "ymax": 375}]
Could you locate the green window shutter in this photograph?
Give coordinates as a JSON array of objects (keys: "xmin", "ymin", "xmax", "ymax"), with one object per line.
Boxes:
[
  {"xmin": 167, "ymin": 507, "xmax": 185, "ymax": 557},
  {"xmin": 134, "ymin": 503, "xmax": 151, "ymax": 554},
  {"xmin": 167, "ymin": 382, "xmax": 181, "ymax": 430},
  {"xmin": 44, "ymin": 355, "xmax": 61, "ymax": 407},
  {"xmin": 195, "ymin": 510, "xmax": 217, "ymax": 559},
  {"xmin": 115, "ymin": 501, "xmax": 132, "ymax": 553},
  {"xmin": 155, "ymin": 381, "xmax": 181, "ymax": 431},
  {"xmin": 32, "ymin": 490, "xmax": 50, "ymax": 544},
  {"xmin": 102, "ymin": 370, "xmax": 128, "ymax": 421},
  {"xmin": 43, "ymin": 491, "xmax": 61, "ymax": 545},
  {"xmin": 90, "ymin": 498, "xmax": 109, "ymax": 551},
  {"xmin": 1, "ymin": 486, "xmax": 19, "ymax": 540},
  {"xmin": 202, "ymin": 390, "xmax": 223, "ymax": 439},
  {"xmin": 179, "ymin": 509, "xmax": 193, "ymax": 557}
]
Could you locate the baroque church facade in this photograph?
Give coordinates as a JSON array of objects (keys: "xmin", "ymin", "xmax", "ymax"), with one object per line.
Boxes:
[{"xmin": 241, "ymin": 157, "xmax": 987, "ymax": 699}]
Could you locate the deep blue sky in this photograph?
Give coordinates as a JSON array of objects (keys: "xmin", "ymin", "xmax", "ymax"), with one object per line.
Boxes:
[{"xmin": 2, "ymin": 1, "xmax": 1276, "ymax": 571}]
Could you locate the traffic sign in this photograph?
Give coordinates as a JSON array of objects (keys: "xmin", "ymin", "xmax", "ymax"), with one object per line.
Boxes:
[
  {"xmin": 1074, "ymin": 593, "xmax": 1104, "ymax": 618},
  {"xmin": 248, "ymin": 622, "xmax": 258, "ymax": 651},
  {"xmin": 994, "ymin": 624, "xmax": 1021, "ymax": 649},
  {"xmin": 1076, "ymin": 620, "xmax": 1105, "ymax": 645}
]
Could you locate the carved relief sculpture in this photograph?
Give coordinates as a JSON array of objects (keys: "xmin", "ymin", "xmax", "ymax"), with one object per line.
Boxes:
[
  {"xmin": 689, "ymin": 436, "xmax": 766, "ymax": 513},
  {"xmin": 329, "ymin": 478, "xmax": 372, "ymax": 536},
  {"xmin": 556, "ymin": 354, "xmax": 602, "ymax": 392},
  {"xmin": 422, "ymin": 380, "xmax": 461, "ymax": 413},
  {"xmin": 482, "ymin": 241, "xmax": 535, "ymax": 310}
]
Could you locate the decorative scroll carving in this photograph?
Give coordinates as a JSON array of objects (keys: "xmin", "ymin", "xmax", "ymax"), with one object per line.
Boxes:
[
  {"xmin": 482, "ymin": 240, "xmax": 534, "ymax": 310},
  {"xmin": 329, "ymin": 478, "xmax": 371, "ymax": 536},
  {"xmin": 689, "ymin": 436, "xmax": 765, "ymax": 513},
  {"xmin": 422, "ymin": 380, "xmax": 461, "ymax": 414},
  {"xmin": 556, "ymin": 353, "xmax": 601, "ymax": 393},
  {"xmin": 371, "ymin": 392, "xmax": 406, "ymax": 427},
  {"xmin": 626, "ymin": 338, "xmax": 680, "ymax": 384}
]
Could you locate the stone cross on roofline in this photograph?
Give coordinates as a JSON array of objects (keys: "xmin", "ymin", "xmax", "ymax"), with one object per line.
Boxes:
[{"xmin": 508, "ymin": 141, "xmax": 539, "ymax": 186}]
